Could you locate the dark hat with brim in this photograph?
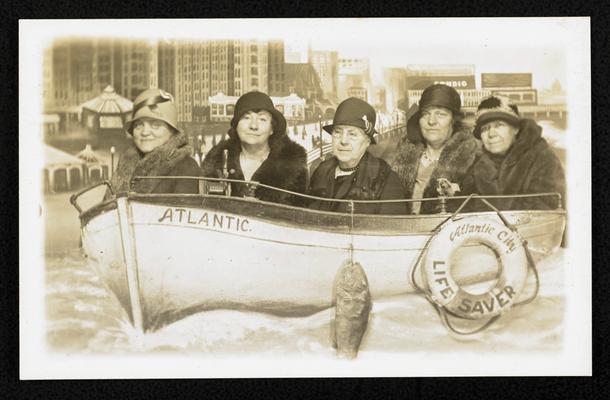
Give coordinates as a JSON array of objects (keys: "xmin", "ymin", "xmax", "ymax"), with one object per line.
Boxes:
[
  {"xmin": 406, "ymin": 84, "xmax": 462, "ymax": 143},
  {"xmin": 230, "ymin": 91, "xmax": 286, "ymax": 135},
  {"xmin": 323, "ymin": 97, "xmax": 377, "ymax": 144},
  {"xmin": 473, "ymin": 95, "xmax": 521, "ymax": 139}
]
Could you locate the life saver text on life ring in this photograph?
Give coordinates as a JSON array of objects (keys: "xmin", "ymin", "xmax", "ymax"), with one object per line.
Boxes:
[{"xmin": 422, "ymin": 217, "xmax": 529, "ymax": 320}]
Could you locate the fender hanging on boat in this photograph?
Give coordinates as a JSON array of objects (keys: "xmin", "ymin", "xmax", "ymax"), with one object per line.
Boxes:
[{"xmin": 331, "ymin": 260, "xmax": 372, "ymax": 359}]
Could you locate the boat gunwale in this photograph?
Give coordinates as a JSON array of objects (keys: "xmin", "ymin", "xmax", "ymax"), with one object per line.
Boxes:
[
  {"xmin": 73, "ymin": 176, "xmax": 564, "ymax": 227},
  {"xmin": 77, "ymin": 192, "xmax": 566, "ymax": 237}
]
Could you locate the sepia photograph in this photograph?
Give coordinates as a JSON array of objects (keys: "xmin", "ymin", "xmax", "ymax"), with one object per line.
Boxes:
[{"xmin": 19, "ymin": 17, "xmax": 591, "ymax": 378}]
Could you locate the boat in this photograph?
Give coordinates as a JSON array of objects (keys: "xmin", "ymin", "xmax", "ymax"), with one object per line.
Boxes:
[{"xmin": 70, "ymin": 178, "xmax": 566, "ymax": 333}]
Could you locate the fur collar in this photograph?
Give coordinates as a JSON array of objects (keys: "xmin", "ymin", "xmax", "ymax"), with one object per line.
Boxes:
[
  {"xmin": 391, "ymin": 127, "xmax": 480, "ymax": 212},
  {"xmin": 113, "ymin": 132, "xmax": 193, "ymax": 193},
  {"xmin": 201, "ymin": 133, "xmax": 307, "ymax": 202},
  {"xmin": 474, "ymin": 119, "xmax": 547, "ymax": 192},
  {"xmin": 392, "ymin": 127, "xmax": 479, "ymax": 194},
  {"xmin": 500, "ymin": 119, "xmax": 544, "ymax": 167},
  {"xmin": 471, "ymin": 119, "xmax": 561, "ymax": 211}
]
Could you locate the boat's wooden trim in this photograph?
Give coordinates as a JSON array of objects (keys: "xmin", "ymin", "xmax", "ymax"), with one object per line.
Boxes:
[
  {"xmin": 79, "ymin": 198, "xmax": 118, "ymax": 227},
  {"xmin": 80, "ymin": 193, "xmax": 566, "ymax": 236},
  {"xmin": 116, "ymin": 197, "xmax": 144, "ymax": 333}
]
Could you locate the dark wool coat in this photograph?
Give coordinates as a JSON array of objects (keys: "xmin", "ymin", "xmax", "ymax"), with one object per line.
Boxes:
[
  {"xmin": 461, "ymin": 119, "xmax": 566, "ymax": 211},
  {"xmin": 201, "ymin": 134, "xmax": 308, "ymax": 206},
  {"xmin": 391, "ymin": 126, "xmax": 480, "ymax": 214},
  {"xmin": 110, "ymin": 131, "xmax": 202, "ymax": 195},
  {"xmin": 308, "ymin": 152, "xmax": 408, "ymax": 215}
]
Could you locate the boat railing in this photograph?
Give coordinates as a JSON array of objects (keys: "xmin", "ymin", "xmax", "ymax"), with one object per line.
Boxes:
[
  {"xmin": 69, "ymin": 179, "xmax": 114, "ymax": 214},
  {"xmin": 131, "ymin": 175, "xmax": 564, "ymax": 210},
  {"xmin": 69, "ymin": 175, "xmax": 563, "ymax": 218}
]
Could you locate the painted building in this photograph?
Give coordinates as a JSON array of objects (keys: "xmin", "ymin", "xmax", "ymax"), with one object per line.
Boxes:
[
  {"xmin": 233, "ymin": 40, "xmax": 269, "ymax": 96},
  {"xmin": 158, "ymin": 39, "xmax": 270, "ymax": 123},
  {"xmin": 285, "ymin": 63, "xmax": 324, "ymax": 118},
  {"xmin": 268, "ymin": 40, "xmax": 286, "ymax": 96},
  {"xmin": 337, "ymin": 58, "xmax": 371, "ymax": 103},
  {"xmin": 481, "ymin": 73, "xmax": 537, "ymax": 105},
  {"xmin": 382, "ymin": 68, "xmax": 408, "ymax": 112},
  {"xmin": 80, "ymin": 85, "xmax": 133, "ymax": 134},
  {"xmin": 405, "ymin": 64, "xmax": 475, "ymax": 77},
  {"xmin": 43, "ymin": 145, "xmax": 86, "ymax": 193},
  {"xmin": 208, "ymin": 92, "xmax": 305, "ymax": 123},
  {"xmin": 45, "ymin": 38, "xmax": 158, "ymax": 111},
  {"xmin": 308, "ymin": 50, "xmax": 339, "ymax": 101}
]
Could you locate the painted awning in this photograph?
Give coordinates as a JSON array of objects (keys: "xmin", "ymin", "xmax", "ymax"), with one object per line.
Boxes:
[
  {"xmin": 81, "ymin": 85, "xmax": 133, "ymax": 114},
  {"xmin": 44, "ymin": 145, "xmax": 85, "ymax": 167}
]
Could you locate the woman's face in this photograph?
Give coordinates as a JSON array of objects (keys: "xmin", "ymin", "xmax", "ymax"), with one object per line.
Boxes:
[
  {"xmin": 236, "ymin": 110, "xmax": 273, "ymax": 147},
  {"xmin": 132, "ymin": 118, "xmax": 173, "ymax": 153},
  {"xmin": 419, "ymin": 106, "xmax": 454, "ymax": 148},
  {"xmin": 480, "ymin": 120, "xmax": 519, "ymax": 155},
  {"xmin": 332, "ymin": 125, "xmax": 370, "ymax": 168}
]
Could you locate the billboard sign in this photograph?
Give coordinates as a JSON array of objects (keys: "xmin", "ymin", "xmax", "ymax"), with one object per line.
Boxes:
[
  {"xmin": 407, "ymin": 75, "xmax": 476, "ymax": 90},
  {"xmin": 482, "ymin": 73, "xmax": 533, "ymax": 88}
]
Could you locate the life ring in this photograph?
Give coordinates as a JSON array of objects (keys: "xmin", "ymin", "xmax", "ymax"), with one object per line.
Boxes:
[{"xmin": 422, "ymin": 216, "xmax": 529, "ymax": 320}]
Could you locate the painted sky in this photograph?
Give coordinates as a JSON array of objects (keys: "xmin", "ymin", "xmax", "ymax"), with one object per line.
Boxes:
[
  {"xmin": 29, "ymin": 18, "xmax": 582, "ymax": 91},
  {"xmin": 283, "ymin": 19, "xmax": 570, "ymax": 90}
]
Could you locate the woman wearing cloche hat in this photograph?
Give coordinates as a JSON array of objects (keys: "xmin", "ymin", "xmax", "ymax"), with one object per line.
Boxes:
[
  {"xmin": 308, "ymin": 97, "xmax": 407, "ymax": 215},
  {"xmin": 201, "ymin": 91, "xmax": 308, "ymax": 206},
  {"xmin": 391, "ymin": 83, "xmax": 480, "ymax": 214},
  {"xmin": 110, "ymin": 87, "xmax": 202, "ymax": 195},
  {"xmin": 461, "ymin": 95, "xmax": 565, "ymax": 211}
]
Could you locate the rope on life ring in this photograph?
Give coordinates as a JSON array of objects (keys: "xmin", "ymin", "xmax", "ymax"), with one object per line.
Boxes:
[{"xmin": 409, "ymin": 195, "xmax": 541, "ymax": 335}]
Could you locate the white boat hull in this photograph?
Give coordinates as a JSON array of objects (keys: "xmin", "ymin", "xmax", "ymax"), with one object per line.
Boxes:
[{"xmin": 80, "ymin": 196, "xmax": 566, "ymax": 331}]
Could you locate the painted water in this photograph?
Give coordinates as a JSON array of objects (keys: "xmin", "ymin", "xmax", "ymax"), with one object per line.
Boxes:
[{"xmin": 45, "ymin": 250, "xmax": 565, "ymax": 355}]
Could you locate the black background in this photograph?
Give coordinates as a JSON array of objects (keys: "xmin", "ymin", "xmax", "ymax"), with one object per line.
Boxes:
[{"xmin": 1, "ymin": 1, "xmax": 607, "ymax": 398}]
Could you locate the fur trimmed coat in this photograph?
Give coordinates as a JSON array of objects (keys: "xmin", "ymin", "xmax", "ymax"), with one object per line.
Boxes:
[
  {"xmin": 461, "ymin": 119, "xmax": 566, "ymax": 211},
  {"xmin": 110, "ymin": 131, "xmax": 202, "ymax": 195},
  {"xmin": 201, "ymin": 134, "xmax": 308, "ymax": 206},
  {"xmin": 308, "ymin": 152, "xmax": 407, "ymax": 215},
  {"xmin": 391, "ymin": 127, "xmax": 480, "ymax": 214}
]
